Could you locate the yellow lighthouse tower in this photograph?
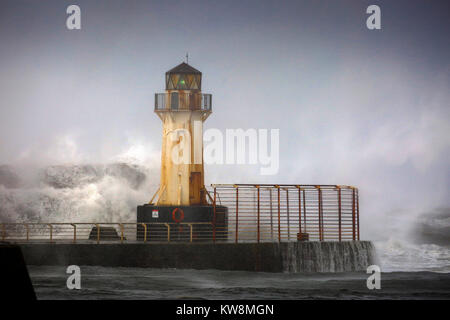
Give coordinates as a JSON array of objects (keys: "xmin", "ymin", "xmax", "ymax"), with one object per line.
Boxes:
[
  {"xmin": 153, "ymin": 62, "xmax": 211, "ymax": 206},
  {"xmin": 137, "ymin": 62, "xmax": 225, "ymax": 241}
]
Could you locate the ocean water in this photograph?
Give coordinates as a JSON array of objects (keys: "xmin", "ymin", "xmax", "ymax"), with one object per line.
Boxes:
[
  {"xmin": 28, "ymin": 265, "xmax": 450, "ymax": 300},
  {"xmin": 27, "ymin": 236, "xmax": 450, "ymax": 300}
]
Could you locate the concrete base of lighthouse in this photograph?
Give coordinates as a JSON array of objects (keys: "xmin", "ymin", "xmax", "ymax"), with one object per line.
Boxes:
[{"xmin": 137, "ymin": 205, "xmax": 228, "ymax": 242}]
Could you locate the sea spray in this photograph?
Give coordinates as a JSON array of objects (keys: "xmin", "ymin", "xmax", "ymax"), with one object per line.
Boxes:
[{"xmin": 0, "ymin": 163, "xmax": 158, "ymax": 223}]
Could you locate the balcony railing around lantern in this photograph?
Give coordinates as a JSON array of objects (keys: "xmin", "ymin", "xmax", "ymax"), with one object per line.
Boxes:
[{"xmin": 155, "ymin": 93, "xmax": 212, "ymax": 112}]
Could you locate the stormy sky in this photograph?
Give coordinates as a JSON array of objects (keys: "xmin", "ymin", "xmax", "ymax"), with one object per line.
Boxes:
[{"xmin": 0, "ymin": 0, "xmax": 449, "ymax": 238}]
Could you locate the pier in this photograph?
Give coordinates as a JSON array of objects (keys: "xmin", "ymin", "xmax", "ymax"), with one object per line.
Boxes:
[{"xmin": 0, "ymin": 184, "xmax": 372, "ymax": 272}]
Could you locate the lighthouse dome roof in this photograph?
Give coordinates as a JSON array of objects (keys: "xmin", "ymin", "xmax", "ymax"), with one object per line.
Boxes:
[
  {"xmin": 165, "ymin": 62, "xmax": 202, "ymax": 90},
  {"xmin": 166, "ymin": 62, "xmax": 201, "ymax": 75}
]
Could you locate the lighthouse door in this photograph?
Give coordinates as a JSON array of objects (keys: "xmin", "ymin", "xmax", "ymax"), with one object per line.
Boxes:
[{"xmin": 190, "ymin": 172, "xmax": 202, "ymax": 204}]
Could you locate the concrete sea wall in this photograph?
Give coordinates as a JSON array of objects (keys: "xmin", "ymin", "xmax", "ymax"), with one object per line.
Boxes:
[{"xmin": 19, "ymin": 241, "xmax": 375, "ymax": 273}]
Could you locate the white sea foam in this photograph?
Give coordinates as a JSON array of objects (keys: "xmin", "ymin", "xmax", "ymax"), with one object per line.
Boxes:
[
  {"xmin": 373, "ymin": 208, "xmax": 450, "ymax": 273},
  {"xmin": 375, "ymin": 239, "xmax": 450, "ymax": 273}
]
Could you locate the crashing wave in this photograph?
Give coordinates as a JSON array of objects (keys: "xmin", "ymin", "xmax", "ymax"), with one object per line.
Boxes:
[
  {"xmin": 374, "ymin": 238, "xmax": 450, "ymax": 273},
  {"xmin": 0, "ymin": 163, "xmax": 158, "ymax": 223},
  {"xmin": 374, "ymin": 208, "xmax": 450, "ymax": 273}
]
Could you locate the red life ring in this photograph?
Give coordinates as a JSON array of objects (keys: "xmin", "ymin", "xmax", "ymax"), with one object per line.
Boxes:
[{"xmin": 172, "ymin": 207, "xmax": 184, "ymax": 223}]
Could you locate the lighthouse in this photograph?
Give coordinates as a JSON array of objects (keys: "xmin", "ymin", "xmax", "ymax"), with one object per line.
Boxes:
[
  {"xmin": 154, "ymin": 62, "xmax": 211, "ymax": 206},
  {"xmin": 137, "ymin": 62, "xmax": 226, "ymax": 241}
]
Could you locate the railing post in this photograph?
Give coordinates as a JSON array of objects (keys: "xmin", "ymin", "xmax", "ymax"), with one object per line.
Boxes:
[
  {"xmin": 188, "ymin": 224, "xmax": 193, "ymax": 242},
  {"xmin": 277, "ymin": 186, "xmax": 281, "ymax": 242},
  {"xmin": 286, "ymin": 188, "xmax": 290, "ymax": 241},
  {"xmin": 356, "ymin": 188, "xmax": 360, "ymax": 240},
  {"xmin": 96, "ymin": 224, "xmax": 100, "ymax": 244},
  {"xmin": 141, "ymin": 223, "xmax": 147, "ymax": 242},
  {"xmin": 165, "ymin": 223, "xmax": 171, "ymax": 242},
  {"xmin": 352, "ymin": 187, "xmax": 356, "ymax": 241},
  {"xmin": 119, "ymin": 223, "xmax": 124, "ymax": 244},
  {"xmin": 317, "ymin": 187, "xmax": 323, "ymax": 241},
  {"xmin": 71, "ymin": 224, "xmax": 77, "ymax": 243},
  {"xmin": 235, "ymin": 186, "xmax": 239, "ymax": 244},
  {"xmin": 25, "ymin": 224, "xmax": 29, "ymax": 242},
  {"xmin": 48, "ymin": 224, "xmax": 53, "ymax": 243},
  {"xmin": 303, "ymin": 189, "xmax": 307, "ymax": 233},
  {"xmin": 269, "ymin": 188, "xmax": 273, "ymax": 240},
  {"xmin": 337, "ymin": 186, "xmax": 342, "ymax": 242},
  {"xmin": 257, "ymin": 186, "xmax": 260, "ymax": 243},
  {"xmin": 213, "ymin": 187, "xmax": 217, "ymax": 243},
  {"xmin": 297, "ymin": 186, "xmax": 302, "ymax": 235}
]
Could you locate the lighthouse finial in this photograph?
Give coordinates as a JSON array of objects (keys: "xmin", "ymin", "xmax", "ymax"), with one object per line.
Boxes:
[{"xmin": 186, "ymin": 52, "xmax": 189, "ymax": 64}]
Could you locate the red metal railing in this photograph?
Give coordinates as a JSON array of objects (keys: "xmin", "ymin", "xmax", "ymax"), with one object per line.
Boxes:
[
  {"xmin": 208, "ymin": 184, "xmax": 360, "ymax": 242},
  {"xmin": 0, "ymin": 184, "xmax": 360, "ymax": 244},
  {"xmin": 0, "ymin": 222, "xmax": 214, "ymax": 243}
]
